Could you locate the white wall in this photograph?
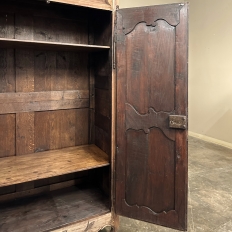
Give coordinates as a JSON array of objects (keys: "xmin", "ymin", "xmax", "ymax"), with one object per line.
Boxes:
[{"xmin": 119, "ymin": 0, "xmax": 232, "ymax": 144}]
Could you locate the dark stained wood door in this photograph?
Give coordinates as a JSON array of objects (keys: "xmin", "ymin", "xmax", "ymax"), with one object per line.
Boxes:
[{"xmin": 115, "ymin": 3, "xmax": 188, "ymax": 231}]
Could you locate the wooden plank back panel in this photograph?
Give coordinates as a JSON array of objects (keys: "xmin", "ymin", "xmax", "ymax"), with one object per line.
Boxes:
[
  {"xmin": 34, "ymin": 109, "xmax": 89, "ymax": 153},
  {"xmin": 0, "ymin": 1, "xmax": 91, "ymax": 195},
  {"xmin": 0, "ymin": 3, "xmax": 88, "ymax": 45},
  {"xmin": 0, "ymin": 10, "xmax": 16, "ymax": 158},
  {"xmin": 0, "ymin": 114, "xmax": 15, "ymax": 158}
]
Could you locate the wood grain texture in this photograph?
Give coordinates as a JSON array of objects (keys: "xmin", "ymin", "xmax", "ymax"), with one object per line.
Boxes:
[
  {"xmin": 126, "ymin": 129, "xmax": 175, "ymax": 213},
  {"xmin": 34, "ymin": 51, "xmax": 89, "ymax": 91},
  {"xmin": 34, "ymin": 109, "xmax": 89, "ymax": 151},
  {"xmin": 0, "ymin": 186, "xmax": 110, "ymax": 232},
  {"xmin": 0, "ymin": 13, "xmax": 14, "ymax": 39},
  {"xmin": 16, "ymin": 112, "xmax": 35, "ymax": 155},
  {"xmin": 0, "ymin": 92, "xmax": 89, "ymax": 114},
  {"xmin": 0, "ymin": 48, "xmax": 15, "ymax": 93},
  {"xmin": 174, "ymin": 4, "xmax": 189, "ymax": 230},
  {"xmin": 0, "ymin": 48, "xmax": 15, "ymax": 158},
  {"xmin": 118, "ymin": 4, "xmax": 181, "ymax": 35},
  {"xmin": 0, "ymin": 114, "xmax": 15, "ymax": 157},
  {"xmin": 0, "ymin": 144, "xmax": 110, "ymax": 187},
  {"xmin": 0, "ymin": 90, "xmax": 89, "ymax": 103},
  {"xmin": 95, "ymin": 89, "xmax": 110, "ymax": 118},
  {"xmin": 51, "ymin": 213, "xmax": 111, "ymax": 232},
  {"xmin": 125, "ymin": 20, "xmax": 176, "ymax": 114},
  {"xmin": 15, "ymin": 48, "xmax": 35, "ymax": 156},
  {"xmin": 115, "ymin": 4, "xmax": 188, "ymax": 230},
  {"xmin": 0, "ymin": 177, "xmax": 86, "ymax": 202},
  {"xmin": 50, "ymin": 0, "xmax": 112, "ymax": 11}
]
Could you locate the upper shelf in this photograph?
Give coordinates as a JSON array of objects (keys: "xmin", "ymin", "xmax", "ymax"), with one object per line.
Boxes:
[
  {"xmin": 0, "ymin": 38, "xmax": 110, "ymax": 52},
  {"xmin": 49, "ymin": 0, "xmax": 113, "ymax": 11},
  {"xmin": 0, "ymin": 144, "xmax": 110, "ymax": 187}
]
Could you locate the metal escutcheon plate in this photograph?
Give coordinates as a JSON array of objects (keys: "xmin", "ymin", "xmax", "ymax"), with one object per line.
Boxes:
[{"xmin": 169, "ymin": 115, "xmax": 187, "ymax": 129}]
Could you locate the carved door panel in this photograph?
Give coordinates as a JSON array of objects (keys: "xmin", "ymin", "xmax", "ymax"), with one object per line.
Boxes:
[{"xmin": 116, "ymin": 4, "xmax": 188, "ymax": 231}]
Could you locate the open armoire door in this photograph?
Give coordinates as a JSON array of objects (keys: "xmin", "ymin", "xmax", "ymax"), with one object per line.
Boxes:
[{"xmin": 115, "ymin": 3, "xmax": 188, "ymax": 231}]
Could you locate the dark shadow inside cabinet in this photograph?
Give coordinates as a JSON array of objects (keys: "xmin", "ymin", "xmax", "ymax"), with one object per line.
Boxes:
[{"xmin": 0, "ymin": 0, "xmax": 112, "ymax": 231}]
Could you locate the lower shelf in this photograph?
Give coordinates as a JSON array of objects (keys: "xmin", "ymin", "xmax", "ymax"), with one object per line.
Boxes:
[{"xmin": 0, "ymin": 186, "xmax": 110, "ymax": 232}]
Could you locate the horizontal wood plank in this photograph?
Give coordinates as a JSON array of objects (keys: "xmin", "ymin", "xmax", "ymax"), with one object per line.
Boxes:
[
  {"xmin": 0, "ymin": 90, "xmax": 89, "ymax": 103},
  {"xmin": 51, "ymin": 213, "xmax": 112, "ymax": 232},
  {"xmin": 0, "ymin": 38, "xmax": 110, "ymax": 52},
  {"xmin": 0, "ymin": 90, "xmax": 89, "ymax": 114},
  {"xmin": 50, "ymin": 0, "xmax": 112, "ymax": 11},
  {"xmin": 0, "ymin": 144, "xmax": 110, "ymax": 187}
]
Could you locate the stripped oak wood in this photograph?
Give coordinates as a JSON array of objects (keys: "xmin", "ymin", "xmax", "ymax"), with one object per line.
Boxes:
[
  {"xmin": 0, "ymin": 90, "xmax": 89, "ymax": 114},
  {"xmin": 50, "ymin": 0, "xmax": 112, "ymax": 11},
  {"xmin": 51, "ymin": 213, "xmax": 112, "ymax": 232},
  {"xmin": 0, "ymin": 178, "xmax": 86, "ymax": 202},
  {"xmin": 0, "ymin": 38, "xmax": 110, "ymax": 52},
  {"xmin": 0, "ymin": 144, "xmax": 110, "ymax": 187},
  {"xmin": 0, "ymin": 90, "xmax": 89, "ymax": 103},
  {"xmin": 115, "ymin": 4, "xmax": 188, "ymax": 230},
  {"xmin": 0, "ymin": 186, "xmax": 110, "ymax": 232}
]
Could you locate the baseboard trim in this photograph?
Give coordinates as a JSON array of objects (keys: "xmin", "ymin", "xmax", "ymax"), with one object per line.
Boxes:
[{"xmin": 189, "ymin": 131, "xmax": 232, "ymax": 150}]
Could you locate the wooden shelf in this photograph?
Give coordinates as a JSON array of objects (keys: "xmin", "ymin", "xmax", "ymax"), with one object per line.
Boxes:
[
  {"xmin": 50, "ymin": 0, "xmax": 112, "ymax": 11},
  {"xmin": 0, "ymin": 38, "xmax": 110, "ymax": 52},
  {"xmin": 0, "ymin": 186, "xmax": 110, "ymax": 232},
  {"xmin": 0, "ymin": 145, "xmax": 110, "ymax": 187}
]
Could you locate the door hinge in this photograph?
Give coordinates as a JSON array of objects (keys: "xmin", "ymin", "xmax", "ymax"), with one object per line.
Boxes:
[
  {"xmin": 113, "ymin": 35, "xmax": 116, "ymax": 69},
  {"xmin": 169, "ymin": 115, "xmax": 187, "ymax": 129},
  {"xmin": 113, "ymin": 6, "xmax": 119, "ymax": 69}
]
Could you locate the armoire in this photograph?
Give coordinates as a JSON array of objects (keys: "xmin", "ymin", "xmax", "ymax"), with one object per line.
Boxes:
[{"xmin": 0, "ymin": 0, "xmax": 188, "ymax": 231}]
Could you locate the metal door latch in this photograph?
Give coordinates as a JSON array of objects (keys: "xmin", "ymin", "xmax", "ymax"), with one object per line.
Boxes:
[{"xmin": 169, "ymin": 115, "xmax": 187, "ymax": 129}]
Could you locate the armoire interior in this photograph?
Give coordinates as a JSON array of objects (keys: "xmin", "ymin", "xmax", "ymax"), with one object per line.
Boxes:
[{"xmin": 0, "ymin": 0, "xmax": 113, "ymax": 231}]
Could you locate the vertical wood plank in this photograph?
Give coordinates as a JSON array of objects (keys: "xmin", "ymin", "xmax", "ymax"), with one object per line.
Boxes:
[
  {"xmin": 15, "ymin": 49, "xmax": 35, "ymax": 156},
  {"xmin": 0, "ymin": 114, "xmax": 15, "ymax": 158},
  {"xmin": 0, "ymin": 13, "xmax": 14, "ymax": 39},
  {"xmin": 61, "ymin": 109, "xmax": 76, "ymax": 148},
  {"xmin": 49, "ymin": 110, "xmax": 61, "ymax": 150},
  {"xmin": 15, "ymin": 49, "xmax": 34, "ymax": 92},
  {"xmin": 0, "ymin": 49, "xmax": 15, "ymax": 93},
  {"xmin": 34, "ymin": 111, "xmax": 50, "ymax": 153},
  {"xmin": 34, "ymin": 51, "xmax": 56, "ymax": 92},
  {"xmin": 15, "ymin": 48, "xmax": 35, "ymax": 188},
  {"xmin": 75, "ymin": 109, "xmax": 89, "ymax": 146},
  {"xmin": 0, "ymin": 43, "xmax": 16, "ymax": 159},
  {"xmin": 16, "ymin": 112, "xmax": 35, "ymax": 155},
  {"xmin": 15, "ymin": 14, "xmax": 33, "ymax": 40}
]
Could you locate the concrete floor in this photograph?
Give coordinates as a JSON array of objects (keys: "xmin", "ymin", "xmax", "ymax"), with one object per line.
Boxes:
[{"xmin": 115, "ymin": 136, "xmax": 232, "ymax": 232}]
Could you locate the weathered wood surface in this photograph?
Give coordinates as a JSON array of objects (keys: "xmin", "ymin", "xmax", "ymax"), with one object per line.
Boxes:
[
  {"xmin": 0, "ymin": 186, "xmax": 110, "ymax": 232},
  {"xmin": 0, "ymin": 177, "xmax": 87, "ymax": 202},
  {"xmin": 0, "ymin": 114, "xmax": 15, "ymax": 157},
  {"xmin": 116, "ymin": 4, "xmax": 188, "ymax": 231},
  {"xmin": 51, "ymin": 213, "xmax": 112, "ymax": 232},
  {"xmin": 0, "ymin": 90, "xmax": 89, "ymax": 114},
  {"xmin": 0, "ymin": 144, "xmax": 110, "ymax": 187},
  {"xmin": 50, "ymin": 0, "xmax": 112, "ymax": 11},
  {"xmin": 0, "ymin": 38, "xmax": 110, "ymax": 52}
]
